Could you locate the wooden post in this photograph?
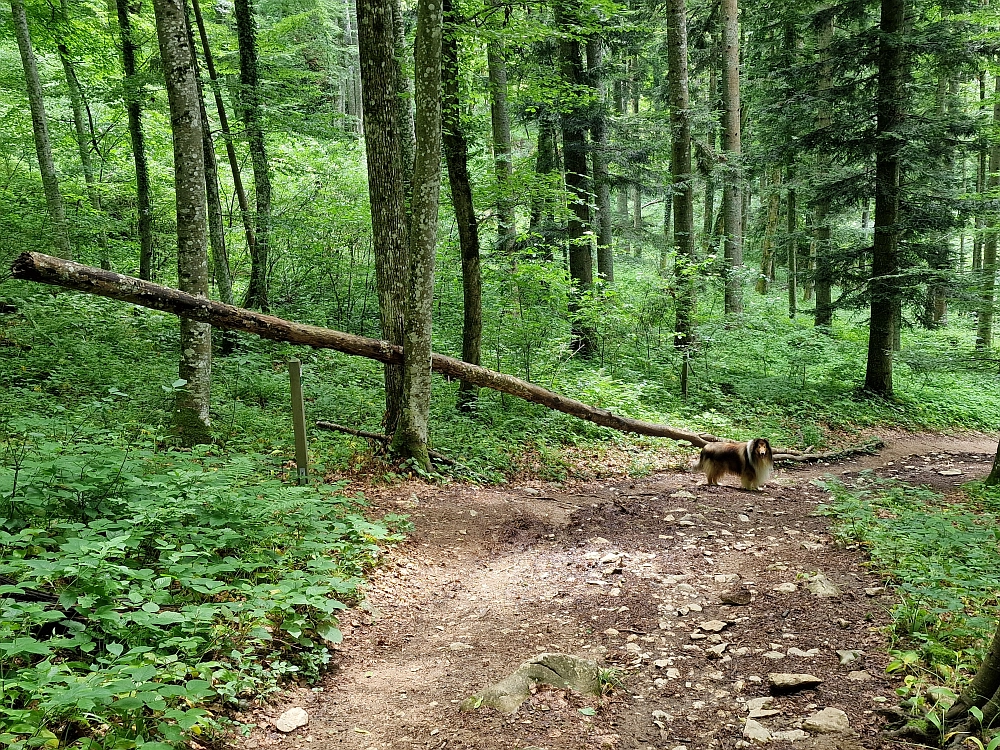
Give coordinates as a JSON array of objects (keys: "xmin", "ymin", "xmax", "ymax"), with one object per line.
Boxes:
[{"xmin": 289, "ymin": 358, "xmax": 308, "ymax": 485}]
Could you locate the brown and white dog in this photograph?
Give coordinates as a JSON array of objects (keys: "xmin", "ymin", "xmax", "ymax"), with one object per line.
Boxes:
[{"xmin": 696, "ymin": 438, "xmax": 773, "ymax": 490}]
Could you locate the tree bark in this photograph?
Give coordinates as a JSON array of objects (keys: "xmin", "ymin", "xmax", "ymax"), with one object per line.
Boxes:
[
  {"xmin": 11, "ymin": 0, "xmax": 73, "ymax": 260},
  {"xmin": 234, "ymin": 0, "xmax": 272, "ymax": 311},
  {"xmin": 56, "ymin": 0, "xmax": 108, "ymax": 268},
  {"xmin": 813, "ymin": 11, "xmax": 834, "ymax": 328},
  {"xmin": 389, "ymin": 0, "xmax": 442, "ymax": 471},
  {"xmin": 191, "ymin": 0, "xmax": 257, "ymax": 273},
  {"xmin": 185, "ymin": 1, "xmax": 233, "ymax": 305},
  {"xmin": 529, "ymin": 108, "xmax": 559, "ymax": 255},
  {"xmin": 756, "ymin": 168, "xmax": 781, "ymax": 294},
  {"xmin": 720, "ymin": 0, "xmax": 743, "ymax": 316},
  {"xmin": 114, "ymin": 0, "xmax": 155, "ymax": 280},
  {"xmin": 555, "ymin": 1, "xmax": 596, "ymax": 357},
  {"xmin": 976, "ymin": 74, "xmax": 1000, "ymax": 351},
  {"xmin": 587, "ymin": 37, "xmax": 613, "ymax": 283},
  {"xmin": 12, "ymin": 252, "xmax": 723, "ymax": 448},
  {"xmin": 357, "ymin": 0, "xmax": 408, "ymax": 434},
  {"xmin": 864, "ymin": 0, "xmax": 907, "ymax": 396},
  {"xmin": 667, "ymin": 0, "xmax": 695, "ymax": 349},
  {"xmin": 441, "ymin": 0, "xmax": 481, "ymax": 411},
  {"xmin": 487, "ymin": 31, "xmax": 516, "ymax": 256},
  {"xmin": 151, "ymin": 0, "xmax": 213, "ymax": 443},
  {"xmin": 392, "ymin": 0, "xmax": 415, "ymax": 197},
  {"xmin": 787, "ymin": 171, "xmax": 798, "ymax": 318}
]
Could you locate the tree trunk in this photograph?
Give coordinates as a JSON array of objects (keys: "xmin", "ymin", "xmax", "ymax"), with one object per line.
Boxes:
[
  {"xmin": 487, "ymin": 32, "xmax": 515, "ymax": 256},
  {"xmin": 667, "ymin": 0, "xmax": 695, "ymax": 349},
  {"xmin": 975, "ymin": 71, "xmax": 987, "ymax": 275},
  {"xmin": 555, "ymin": 1, "xmax": 596, "ymax": 357},
  {"xmin": 787, "ymin": 172, "xmax": 798, "ymax": 318},
  {"xmin": 813, "ymin": 11, "xmax": 834, "ymax": 328},
  {"xmin": 976, "ymin": 75, "xmax": 1000, "ymax": 351},
  {"xmin": 191, "ymin": 0, "xmax": 257, "ymax": 274},
  {"xmin": 587, "ymin": 37, "xmax": 613, "ymax": 283},
  {"xmin": 151, "ymin": 0, "xmax": 213, "ymax": 443},
  {"xmin": 388, "ymin": 0, "xmax": 442, "ymax": 471},
  {"xmin": 114, "ymin": 0, "xmax": 154, "ymax": 280},
  {"xmin": 342, "ymin": 0, "xmax": 363, "ymax": 133},
  {"xmin": 358, "ymin": 0, "xmax": 409, "ymax": 435},
  {"xmin": 234, "ymin": 0, "xmax": 272, "ymax": 311},
  {"xmin": 12, "ymin": 252, "xmax": 725, "ymax": 449},
  {"xmin": 11, "ymin": 0, "xmax": 73, "ymax": 260},
  {"xmin": 185, "ymin": 3, "xmax": 233, "ymax": 306},
  {"xmin": 756, "ymin": 168, "xmax": 781, "ymax": 294},
  {"xmin": 944, "ymin": 617, "xmax": 1000, "ymax": 737},
  {"xmin": 56, "ymin": 1, "xmax": 108, "ymax": 268},
  {"xmin": 529, "ymin": 108, "xmax": 559, "ymax": 256},
  {"xmin": 442, "ymin": 0, "xmax": 481, "ymax": 411},
  {"xmin": 864, "ymin": 0, "xmax": 907, "ymax": 396},
  {"xmin": 660, "ymin": 181, "xmax": 672, "ymax": 277},
  {"xmin": 720, "ymin": 0, "xmax": 743, "ymax": 316},
  {"xmin": 392, "ymin": 0, "xmax": 415, "ymax": 197},
  {"xmin": 632, "ymin": 185, "xmax": 642, "ymax": 258}
]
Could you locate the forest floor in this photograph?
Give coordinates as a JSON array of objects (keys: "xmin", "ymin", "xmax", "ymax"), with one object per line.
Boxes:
[{"xmin": 235, "ymin": 431, "xmax": 996, "ymax": 750}]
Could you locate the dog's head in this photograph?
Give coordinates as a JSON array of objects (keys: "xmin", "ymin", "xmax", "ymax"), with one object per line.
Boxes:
[{"xmin": 750, "ymin": 438, "xmax": 773, "ymax": 464}]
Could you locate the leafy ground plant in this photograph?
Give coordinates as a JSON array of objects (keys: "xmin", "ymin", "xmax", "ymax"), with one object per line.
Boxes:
[
  {"xmin": 817, "ymin": 473, "xmax": 1000, "ymax": 731},
  {"xmin": 0, "ymin": 421, "xmax": 409, "ymax": 749}
]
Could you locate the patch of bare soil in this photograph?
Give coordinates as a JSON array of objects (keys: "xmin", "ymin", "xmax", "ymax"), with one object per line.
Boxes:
[{"xmin": 235, "ymin": 431, "xmax": 996, "ymax": 750}]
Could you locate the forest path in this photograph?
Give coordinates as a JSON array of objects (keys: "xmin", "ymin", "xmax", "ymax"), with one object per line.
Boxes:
[{"xmin": 237, "ymin": 430, "xmax": 996, "ymax": 750}]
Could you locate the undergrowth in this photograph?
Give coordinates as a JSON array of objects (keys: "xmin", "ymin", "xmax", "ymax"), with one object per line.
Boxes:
[
  {"xmin": 817, "ymin": 473, "xmax": 1000, "ymax": 726},
  {"xmin": 0, "ymin": 417, "xmax": 409, "ymax": 749}
]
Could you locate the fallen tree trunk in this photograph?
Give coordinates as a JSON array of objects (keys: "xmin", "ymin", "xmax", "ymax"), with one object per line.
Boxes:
[{"xmin": 12, "ymin": 252, "xmax": 721, "ymax": 446}]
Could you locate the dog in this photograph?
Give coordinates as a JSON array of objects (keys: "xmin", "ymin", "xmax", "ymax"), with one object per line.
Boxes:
[{"xmin": 696, "ymin": 438, "xmax": 774, "ymax": 490}]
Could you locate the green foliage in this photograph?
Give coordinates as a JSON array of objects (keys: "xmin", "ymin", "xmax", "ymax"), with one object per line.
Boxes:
[
  {"xmin": 817, "ymin": 473, "xmax": 1000, "ymax": 696},
  {"xmin": 0, "ymin": 418, "xmax": 407, "ymax": 747}
]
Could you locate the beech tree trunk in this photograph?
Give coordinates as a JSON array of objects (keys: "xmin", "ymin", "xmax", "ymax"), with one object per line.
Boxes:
[
  {"xmin": 442, "ymin": 0, "xmax": 482, "ymax": 411},
  {"xmin": 358, "ymin": 0, "xmax": 408, "ymax": 435},
  {"xmin": 12, "ymin": 252, "xmax": 724, "ymax": 450},
  {"xmin": 720, "ymin": 0, "xmax": 743, "ymax": 316},
  {"xmin": 813, "ymin": 11, "xmax": 834, "ymax": 328},
  {"xmin": 487, "ymin": 32, "xmax": 515, "ymax": 256},
  {"xmin": 529, "ymin": 108, "xmax": 559, "ymax": 254},
  {"xmin": 151, "ymin": 0, "xmax": 213, "ymax": 443},
  {"xmin": 668, "ymin": 0, "xmax": 696, "ymax": 349},
  {"xmin": 235, "ymin": 0, "xmax": 272, "ymax": 311},
  {"xmin": 11, "ymin": 0, "xmax": 73, "ymax": 260},
  {"xmin": 191, "ymin": 0, "xmax": 257, "ymax": 272},
  {"xmin": 185, "ymin": 4, "xmax": 233, "ymax": 305},
  {"xmin": 392, "ymin": 0, "xmax": 415, "ymax": 197},
  {"xmin": 787, "ymin": 171, "xmax": 798, "ymax": 318},
  {"xmin": 388, "ymin": 0, "xmax": 442, "ymax": 471},
  {"xmin": 555, "ymin": 1, "xmax": 596, "ymax": 357},
  {"xmin": 114, "ymin": 0, "xmax": 154, "ymax": 280},
  {"xmin": 864, "ymin": 0, "xmax": 907, "ymax": 396},
  {"xmin": 587, "ymin": 37, "xmax": 614, "ymax": 283}
]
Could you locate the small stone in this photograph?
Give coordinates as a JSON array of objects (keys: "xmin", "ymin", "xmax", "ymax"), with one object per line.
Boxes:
[
  {"xmin": 787, "ymin": 647, "xmax": 821, "ymax": 658},
  {"xmin": 671, "ymin": 490, "xmax": 696, "ymax": 499},
  {"xmin": 721, "ymin": 587, "xmax": 753, "ymax": 605},
  {"xmin": 768, "ymin": 673, "xmax": 823, "ymax": 692},
  {"xmin": 772, "ymin": 730, "xmax": 809, "ymax": 741},
  {"xmin": 804, "ymin": 573, "xmax": 840, "ymax": 598},
  {"xmin": 654, "ymin": 678, "xmax": 667, "ymax": 688},
  {"xmin": 834, "ymin": 618, "xmax": 851, "ymax": 629},
  {"xmin": 803, "ymin": 707, "xmax": 850, "ymax": 733},
  {"xmin": 524, "ymin": 487, "xmax": 540, "ymax": 495},
  {"xmin": 763, "ymin": 651, "xmax": 786, "ymax": 660},
  {"xmin": 624, "ymin": 643, "xmax": 643, "ymax": 653},
  {"xmin": 836, "ymin": 649, "xmax": 862, "ymax": 665},
  {"xmin": 666, "ymin": 668, "xmax": 681, "ymax": 679},
  {"xmin": 738, "ymin": 514, "xmax": 751, "ymax": 522},
  {"xmin": 688, "ymin": 603, "xmax": 703, "ymax": 612},
  {"xmin": 774, "ymin": 583, "xmax": 798, "ymax": 593},
  {"xmin": 274, "ymin": 707, "xmax": 309, "ymax": 733},
  {"xmin": 848, "ymin": 670, "xmax": 873, "ymax": 682},
  {"xmin": 745, "ymin": 697, "xmax": 774, "ymax": 712},
  {"xmin": 743, "ymin": 719, "xmax": 771, "ymax": 743},
  {"xmin": 653, "ymin": 659, "xmax": 671, "ymax": 669},
  {"xmin": 699, "ymin": 620, "xmax": 728, "ymax": 632},
  {"xmin": 449, "ymin": 642, "xmax": 474, "ymax": 650},
  {"xmin": 652, "ymin": 709, "xmax": 674, "ymax": 723},
  {"xmin": 938, "ymin": 469, "xmax": 963, "ymax": 476},
  {"xmin": 864, "ymin": 587, "xmax": 885, "ymax": 597},
  {"xmin": 715, "ymin": 573, "xmax": 740, "ymax": 583},
  {"xmin": 604, "ymin": 628, "xmax": 620, "ymax": 636},
  {"xmin": 706, "ymin": 643, "xmax": 729, "ymax": 659},
  {"xmin": 749, "ymin": 708, "xmax": 781, "ymax": 719}
]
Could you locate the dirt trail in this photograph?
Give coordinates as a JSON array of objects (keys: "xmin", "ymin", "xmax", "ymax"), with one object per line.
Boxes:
[{"xmin": 238, "ymin": 431, "xmax": 996, "ymax": 750}]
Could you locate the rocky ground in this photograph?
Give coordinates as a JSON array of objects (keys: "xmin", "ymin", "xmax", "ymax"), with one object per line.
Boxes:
[{"xmin": 236, "ymin": 432, "xmax": 996, "ymax": 750}]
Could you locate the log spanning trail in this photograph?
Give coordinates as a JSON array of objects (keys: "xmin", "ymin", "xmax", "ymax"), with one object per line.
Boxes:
[{"xmin": 11, "ymin": 252, "xmax": 858, "ymax": 460}]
